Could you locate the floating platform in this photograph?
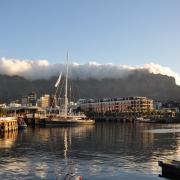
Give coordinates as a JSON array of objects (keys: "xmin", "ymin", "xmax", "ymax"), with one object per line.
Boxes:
[{"xmin": 158, "ymin": 160, "xmax": 180, "ymax": 179}]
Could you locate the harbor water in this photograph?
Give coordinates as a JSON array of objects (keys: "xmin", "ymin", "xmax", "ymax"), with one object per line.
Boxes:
[{"xmin": 1, "ymin": 122, "xmax": 180, "ymax": 180}]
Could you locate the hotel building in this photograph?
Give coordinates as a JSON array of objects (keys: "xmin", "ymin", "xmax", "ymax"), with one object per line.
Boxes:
[{"xmin": 80, "ymin": 96, "xmax": 153, "ymax": 113}]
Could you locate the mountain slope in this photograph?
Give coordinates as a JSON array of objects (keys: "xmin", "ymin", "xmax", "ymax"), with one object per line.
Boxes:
[{"xmin": 0, "ymin": 73, "xmax": 180, "ymax": 103}]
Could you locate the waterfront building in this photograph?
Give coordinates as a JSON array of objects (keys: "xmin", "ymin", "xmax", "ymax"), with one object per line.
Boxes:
[
  {"xmin": 80, "ymin": 96, "xmax": 153, "ymax": 113},
  {"xmin": 4, "ymin": 106, "xmax": 46, "ymax": 118}
]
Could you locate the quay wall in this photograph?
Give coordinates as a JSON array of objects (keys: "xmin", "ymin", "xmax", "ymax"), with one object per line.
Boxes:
[
  {"xmin": 23, "ymin": 115, "xmax": 180, "ymax": 124},
  {"xmin": 24, "ymin": 118, "xmax": 46, "ymax": 125},
  {"xmin": 94, "ymin": 115, "xmax": 180, "ymax": 123}
]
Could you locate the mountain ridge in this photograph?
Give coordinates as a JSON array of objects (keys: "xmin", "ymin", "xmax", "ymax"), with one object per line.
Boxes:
[{"xmin": 0, "ymin": 73, "xmax": 180, "ymax": 104}]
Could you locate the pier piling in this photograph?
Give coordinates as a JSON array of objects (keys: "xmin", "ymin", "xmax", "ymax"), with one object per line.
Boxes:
[{"xmin": 0, "ymin": 120, "xmax": 18, "ymax": 132}]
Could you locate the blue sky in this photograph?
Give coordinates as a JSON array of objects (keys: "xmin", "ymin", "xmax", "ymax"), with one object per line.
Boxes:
[{"xmin": 0, "ymin": 0, "xmax": 180, "ymax": 78}]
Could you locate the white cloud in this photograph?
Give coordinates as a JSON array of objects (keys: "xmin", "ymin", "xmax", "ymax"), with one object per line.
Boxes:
[{"xmin": 1, "ymin": 57, "xmax": 180, "ymax": 85}]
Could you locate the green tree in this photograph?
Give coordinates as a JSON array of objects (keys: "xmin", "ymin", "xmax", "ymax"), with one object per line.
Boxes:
[{"xmin": 0, "ymin": 107, "xmax": 6, "ymax": 116}]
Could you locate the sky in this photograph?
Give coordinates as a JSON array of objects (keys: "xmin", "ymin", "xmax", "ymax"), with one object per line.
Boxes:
[{"xmin": 0, "ymin": 1, "xmax": 180, "ymax": 84}]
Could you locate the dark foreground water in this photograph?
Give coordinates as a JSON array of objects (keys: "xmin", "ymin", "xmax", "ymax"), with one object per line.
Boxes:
[{"xmin": 0, "ymin": 122, "xmax": 180, "ymax": 180}]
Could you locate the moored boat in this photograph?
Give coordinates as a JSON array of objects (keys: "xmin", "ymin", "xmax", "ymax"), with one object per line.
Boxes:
[
  {"xmin": 46, "ymin": 112, "xmax": 95, "ymax": 127},
  {"xmin": 158, "ymin": 160, "xmax": 180, "ymax": 179},
  {"xmin": 134, "ymin": 117, "xmax": 151, "ymax": 123},
  {"xmin": 45, "ymin": 53, "xmax": 95, "ymax": 127},
  {"xmin": 17, "ymin": 118, "xmax": 27, "ymax": 130},
  {"xmin": 64, "ymin": 173, "xmax": 82, "ymax": 180},
  {"xmin": 139, "ymin": 118, "xmax": 151, "ymax": 123},
  {"xmin": 46, "ymin": 118, "xmax": 95, "ymax": 127}
]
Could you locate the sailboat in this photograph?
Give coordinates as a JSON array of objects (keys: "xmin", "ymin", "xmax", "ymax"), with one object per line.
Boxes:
[{"xmin": 45, "ymin": 53, "xmax": 95, "ymax": 127}]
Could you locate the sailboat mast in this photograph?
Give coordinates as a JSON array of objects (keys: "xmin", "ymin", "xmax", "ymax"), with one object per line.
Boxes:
[{"xmin": 64, "ymin": 52, "xmax": 69, "ymax": 119}]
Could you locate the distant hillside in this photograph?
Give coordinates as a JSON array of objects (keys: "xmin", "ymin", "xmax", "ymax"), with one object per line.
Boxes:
[{"xmin": 0, "ymin": 73, "xmax": 180, "ymax": 104}]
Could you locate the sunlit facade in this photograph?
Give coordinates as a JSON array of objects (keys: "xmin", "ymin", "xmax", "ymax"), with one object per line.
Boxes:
[
  {"xmin": 80, "ymin": 96, "xmax": 153, "ymax": 112},
  {"xmin": 37, "ymin": 94, "xmax": 50, "ymax": 108}
]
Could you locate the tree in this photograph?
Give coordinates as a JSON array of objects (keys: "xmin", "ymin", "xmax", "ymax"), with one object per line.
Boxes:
[{"xmin": 0, "ymin": 107, "xmax": 6, "ymax": 116}]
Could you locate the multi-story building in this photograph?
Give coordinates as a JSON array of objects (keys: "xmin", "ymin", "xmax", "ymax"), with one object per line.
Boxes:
[
  {"xmin": 37, "ymin": 94, "xmax": 50, "ymax": 107},
  {"xmin": 21, "ymin": 95, "xmax": 29, "ymax": 105},
  {"xmin": 80, "ymin": 96, "xmax": 153, "ymax": 113},
  {"xmin": 9, "ymin": 100, "xmax": 21, "ymax": 107},
  {"xmin": 28, "ymin": 92, "xmax": 37, "ymax": 106}
]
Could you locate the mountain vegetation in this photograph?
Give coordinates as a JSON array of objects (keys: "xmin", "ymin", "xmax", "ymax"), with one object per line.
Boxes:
[{"xmin": 0, "ymin": 73, "xmax": 180, "ymax": 104}]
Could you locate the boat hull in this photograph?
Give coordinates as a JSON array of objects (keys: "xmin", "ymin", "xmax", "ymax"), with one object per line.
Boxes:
[
  {"xmin": 17, "ymin": 118, "xmax": 27, "ymax": 130},
  {"xmin": 158, "ymin": 160, "xmax": 180, "ymax": 179},
  {"xmin": 45, "ymin": 119, "xmax": 95, "ymax": 127},
  {"xmin": 18, "ymin": 124, "xmax": 27, "ymax": 130}
]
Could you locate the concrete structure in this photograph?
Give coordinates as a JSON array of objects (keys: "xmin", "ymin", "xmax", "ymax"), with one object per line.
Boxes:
[
  {"xmin": 153, "ymin": 101, "xmax": 162, "ymax": 110},
  {"xmin": 4, "ymin": 106, "xmax": 46, "ymax": 118},
  {"xmin": 29, "ymin": 92, "xmax": 37, "ymax": 106},
  {"xmin": 0, "ymin": 119, "xmax": 18, "ymax": 132},
  {"xmin": 21, "ymin": 95, "xmax": 29, "ymax": 105},
  {"xmin": 80, "ymin": 96, "xmax": 153, "ymax": 113},
  {"xmin": 9, "ymin": 102, "xmax": 21, "ymax": 107},
  {"xmin": 37, "ymin": 94, "xmax": 50, "ymax": 107}
]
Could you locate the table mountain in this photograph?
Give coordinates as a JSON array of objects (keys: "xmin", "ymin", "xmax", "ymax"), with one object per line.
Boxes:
[{"xmin": 0, "ymin": 73, "xmax": 180, "ymax": 104}]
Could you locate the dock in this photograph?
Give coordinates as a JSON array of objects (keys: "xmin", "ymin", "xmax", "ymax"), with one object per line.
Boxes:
[
  {"xmin": 0, "ymin": 118, "xmax": 18, "ymax": 132},
  {"xmin": 93, "ymin": 115, "xmax": 180, "ymax": 123},
  {"xmin": 23, "ymin": 117, "xmax": 46, "ymax": 125}
]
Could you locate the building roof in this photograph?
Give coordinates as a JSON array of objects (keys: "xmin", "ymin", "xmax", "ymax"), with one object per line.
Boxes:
[
  {"xmin": 4, "ymin": 107, "xmax": 25, "ymax": 111},
  {"xmin": 26, "ymin": 106, "xmax": 46, "ymax": 112},
  {"xmin": 4, "ymin": 106, "xmax": 46, "ymax": 112}
]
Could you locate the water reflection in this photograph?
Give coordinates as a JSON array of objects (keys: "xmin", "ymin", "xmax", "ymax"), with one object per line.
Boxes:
[
  {"xmin": 0, "ymin": 122, "xmax": 180, "ymax": 179},
  {"xmin": 143, "ymin": 129, "xmax": 180, "ymax": 133},
  {"xmin": 0, "ymin": 130, "xmax": 18, "ymax": 149}
]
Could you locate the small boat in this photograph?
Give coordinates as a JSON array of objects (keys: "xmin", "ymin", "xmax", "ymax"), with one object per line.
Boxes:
[
  {"xmin": 46, "ymin": 115, "xmax": 95, "ymax": 127},
  {"xmin": 133, "ymin": 117, "xmax": 143, "ymax": 122},
  {"xmin": 134, "ymin": 117, "xmax": 151, "ymax": 123},
  {"xmin": 139, "ymin": 118, "xmax": 151, "ymax": 123},
  {"xmin": 158, "ymin": 160, "xmax": 180, "ymax": 179},
  {"xmin": 64, "ymin": 173, "xmax": 82, "ymax": 180},
  {"xmin": 64, "ymin": 161, "xmax": 82, "ymax": 180},
  {"xmin": 17, "ymin": 118, "xmax": 27, "ymax": 130}
]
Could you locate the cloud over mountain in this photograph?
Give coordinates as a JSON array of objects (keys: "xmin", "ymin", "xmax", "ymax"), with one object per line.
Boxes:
[{"xmin": 1, "ymin": 57, "xmax": 180, "ymax": 85}]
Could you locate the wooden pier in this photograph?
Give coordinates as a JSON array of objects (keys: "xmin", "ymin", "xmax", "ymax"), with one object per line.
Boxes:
[{"xmin": 0, "ymin": 119, "xmax": 18, "ymax": 132}]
